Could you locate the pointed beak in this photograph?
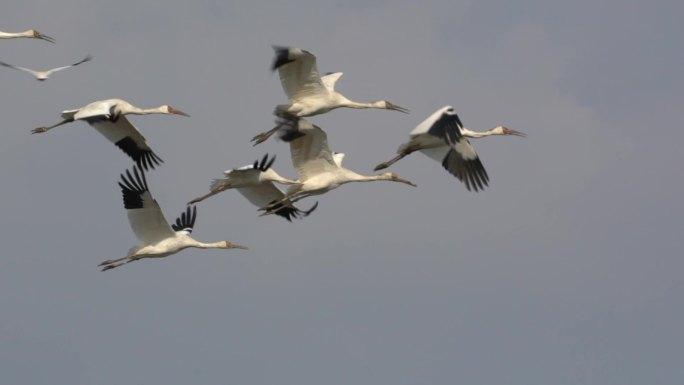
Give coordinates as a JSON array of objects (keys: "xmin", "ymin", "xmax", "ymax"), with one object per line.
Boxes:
[
  {"xmin": 396, "ymin": 176, "xmax": 417, "ymax": 187},
  {"xmin": 386, "ymin": 101, "xmax": 409, "ymax": 114},
  {"xmin": 36, "ymin": 32, "xmax": 56, "ymax": 43},
  {"xmin": 504, "ymin": 127, "xmax": 526, "ymax": 137},
  {"xmin": 172, "ymin": 109, "xmax": 190, "ymax": 117},
  {"xmin": 230, "ymin": 243, "xmax": 248, "ymax": 250}
]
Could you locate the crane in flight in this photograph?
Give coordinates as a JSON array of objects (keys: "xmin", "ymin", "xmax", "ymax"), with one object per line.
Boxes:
[
  {"xmin": 0, "ymin": 55, "xmax": 92, "ymax": 81},
  {"xmin": 251, "ymin": 46, "xmax": 408, "ymax": 145},
  {"xmin": 188, "ymin": 153, "xmax": 318, "ymax": 221},
  {"xmin": 374, "ymin": 106, "xmax": 525, "ymax": 192},
  {"xmin": 99, "ymin": 166, "xmax": 247, "ymax": 271},
  {"xmin": 260, "ymin": 116, "xmax": 416, "ymax": 215},
  {"xmin": 33, "ymin": 98, "xmax": 189, "ymax": 171},
  {"xmin": 0, "ymin": 29, "xmax": 55, "ymax": 43}
]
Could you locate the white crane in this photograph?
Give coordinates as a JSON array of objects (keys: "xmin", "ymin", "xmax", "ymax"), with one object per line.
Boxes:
[
  {"xmin": 99, "ymin": 166, "xmax": 247, "ymax": 271},
  {"xmin": 0, "ymin": 55, "xmax": 91, "ymax": 81},
  {"xmin": 251, "ymin": 46, "xmax": 409, "ymax": 145},
  {"xmin": 33, "ymin": 98, "xmax": 190, "ymax": 171},
  {"xmin": 260, "ymin": 117, "xmax": 416, "ymax": 215},
  {"xmin": 188, "ymin": 153, "xmax": 319, "ymax": 221},
  {"xmin": 374, "ymin": 106, "xmax": 525, "ymax": 192},
  {"xmin": 0, "ymin": 29, "xmax": 55, "ymax": 43}
]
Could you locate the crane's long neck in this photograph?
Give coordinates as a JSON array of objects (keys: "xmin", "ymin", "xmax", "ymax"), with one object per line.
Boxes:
[
  {"xmin": 0, "ymin": 30, "xmax": 30, "ymax": 38},
  {"xmin": 191, "ymin": 240, "xmax": 229, "ymax": 249},
  {"xmin": 460, "ymin": 126, "xmax": 505, "ymax": 138},
  {"xmin": 341, "ymin": 169, "xmax": 388, "ymax": 183},
  {"xmin": 340, "ymin": 99, "xmax": 385, "ymax": 110},
  {"xmin": 126, "ymin": 105, "xmax": 169, "ymax": 116}
]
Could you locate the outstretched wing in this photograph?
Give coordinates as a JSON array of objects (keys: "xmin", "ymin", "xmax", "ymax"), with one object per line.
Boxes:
[
  {"xmin": 321, "ymin": 72, "xmax": 343, "ymax": 92},
  {"xmin": 418, "ymin": 107, "xmax": 489, "ymax": 191},
  {"xmin": 171, "ymin": 206, "xmax": 197, "ymax": 235},
  {"xmin": 0, "ymin": 60, "xmax": 39, "ymax": 76},
  {"xmin": 220, "ymin": 153, "xmax": 317, "ymax": 221},
  {"xmin": 119, "ymin": 167, "xmax": 175, "ymax": 245},
  {"xmin": 88, "ymin": 115, "xmax": 163, "ymax": 171},
  {"xmin": 278, "ymin": 117, "xmax": 338, "ymax": 182},
  {"xmin": 272, "ymin": 46, "xmax": 327, "ymax": 100},
  {"xmin": 44, "ymin": 55, "xmax": 92, "ymax": 75}
]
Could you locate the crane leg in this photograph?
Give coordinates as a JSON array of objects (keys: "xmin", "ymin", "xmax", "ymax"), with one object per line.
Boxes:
[
  {"xmin": 251, "ymin": 126, "xmax": 279, "ymax": 146},
  {"xmin": 259, "ymin": 188, "xmax": 308, "ymax": 216},
  {"xmin": 374, "ymin": 153, "xmax": 408, "ymax": 171},
  {"xmin": 31, "ymin": 119, "xmax": 73, "ymax": 134},
  {"xmin": 99, "ymin": 255, "xmax": 141, "ymax": 271},
  {"xmin": 187, "ymin": 187, "xmax": 224, "ymax": 205}
]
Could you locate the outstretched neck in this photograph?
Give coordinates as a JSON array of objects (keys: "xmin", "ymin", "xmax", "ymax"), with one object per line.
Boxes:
[
  {"xmin": 127, "ymin": 105, "xmax": 169, "ymax": 116},
  {"xmin": 342, "ymin": 170, "xmax": 391, "ymax": 183},
  {"xmin": 341, "ymin": 169, "xmax": 374, "ymax": 183},
  {"xmin": 460, "ymin": 126, "xmax": 505, "ymax": 138},
  {"xmin": 193, "ymin": 240, "xmax": 229, "ymax": 249},
  {"xmin": 337, "ymin": 96, "xmax": 384, "ymax": 110},
  {"xmin": 190, "ymin": 240, "xmax": 245, "ymax": 250}
]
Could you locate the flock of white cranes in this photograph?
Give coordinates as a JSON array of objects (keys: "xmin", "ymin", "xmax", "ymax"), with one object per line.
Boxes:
[{"xmin": 4, "ymin": 28, "xmax": 525, "ymax": 271}]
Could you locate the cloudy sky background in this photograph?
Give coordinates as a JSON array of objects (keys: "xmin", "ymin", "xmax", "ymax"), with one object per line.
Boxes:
[{"xmin": 2, "ymin": 1, "xmax": 683, "ymax": 384}]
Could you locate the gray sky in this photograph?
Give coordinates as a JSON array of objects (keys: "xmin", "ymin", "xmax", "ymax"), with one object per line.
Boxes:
[{"xmin": 2, "ymin": 1, "xmax": 683, "ymax": 384}]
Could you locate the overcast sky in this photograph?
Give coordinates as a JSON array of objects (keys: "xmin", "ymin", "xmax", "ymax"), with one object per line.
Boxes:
[{"xmin": 2, "ymin": 1, "xmax": 683, "ymax": 384}]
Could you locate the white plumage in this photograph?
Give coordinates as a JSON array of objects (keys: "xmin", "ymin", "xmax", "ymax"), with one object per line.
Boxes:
[
  {"xmin": 0, "ymin": 29, "xmax": 55, "ymax": 43},
  {"xmin": 251, "ymin": 46, "xmax": 408, "ymax": 145},
  {"xmin": 33, "ymin": 98, "xmax": 190, "ymax": 171},
  {"xmin": 99, "ymin": 167, "xmax": 247, "ymax": 271},
  {"xmin": 188, "ymin": 153, "xmax": 318, "ymax": 221},
  {"xmin": 0, "ymin": 55, "xmax": 91, "ymax": 81},
  {"xmin": 374, "ymin": 105, "xmax": 525, "ymax": 191},
  {"xmin": 260, "ymin": 117, "xmax": 416, "ymax": 215}
]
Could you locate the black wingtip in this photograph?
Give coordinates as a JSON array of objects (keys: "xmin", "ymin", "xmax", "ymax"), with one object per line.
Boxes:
[
  {"xmin": 119, "ymin": 165, "xmax": 148, "ymax": 209},
  {"xmin": 172, "ymin": 205, "xmax": 198, "ymax": 232},
  {"xmin": 271, "ymin": 46, "xmax": 294, "ymax": 71},
  {"xmin": 270, "ymin": 200, "xmax": 319, "ymax": 222},
  {"xmin": 256, "ymin": 153, "xmax": 276, "ymax": 171},
  {"xmin": 115, "ymin": 137, "xmax": 164, "ymax": 172},
  {"xmin": 442, "ymin": 150, "xmax": 489, "ymax": 192}
]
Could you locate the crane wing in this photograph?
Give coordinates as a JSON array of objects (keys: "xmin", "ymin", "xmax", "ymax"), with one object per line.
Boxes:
[
  {"xmin": 414, "ymin": 106, "xmax": 489, "ymax": 191},
  {"xmin": 0, "ymin": 61, "xmax": 39, "ymax": 76},
  {"xmin": 321, "ymin": 72, "xmax": 343, "ymax": 92},
  {"xmin": 272, "ymin": 47, "xmax": 327, "ymax": 100},
  {"xmin": 87, "ymin": 116, "xmax": 163, "ymax": 171},
  {"xmin": 237, "ymin": 182, "xmax": 317, "ymax": 221},
  {"xmin": 423, "ymin": 107, "xmax": 465, "ymax": 143},
  {"xmin": 279, "ymin": 118, "xmax": 338, "ymax": 181},
  {"xmin": 433, "ymin": 142, "xmax": 489, "ymax": 192},
  {"xmin": 171, "ymin": 206, "xmax": 197, "ymax": 235},
  {"xmin": 119, "ymin": 167, "xmax": 175, "ymax": 245},
  {"xmin": 44, "ymin": 55, "xmax": 92, "ymax": 75},
  {"xmin": 72, "ymin": 100, "xmax": 118, "ymax": 120}
]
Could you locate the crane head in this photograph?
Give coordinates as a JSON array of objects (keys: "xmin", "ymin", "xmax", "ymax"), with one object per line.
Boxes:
[
  {"xmin": 220, "ymin": 241, "xmax": 248, "ymax": 250},
  {"xmin": 384, "ymin": 172, "xmax": 417, "ymax": 187},
  {"xmin": 166, "ymin": 106, "xmax": 190, "ymax": 117},
  {"xmin": 31, "ymin": 30, "xmax": 55, "ymax": 43},
  {"xmin": 501, "ymin": 126, "xmax": 526, "ymax": 137},
  {"xmin": 384, "ymin": 101, "xmax": 409, "ymax": 114}
]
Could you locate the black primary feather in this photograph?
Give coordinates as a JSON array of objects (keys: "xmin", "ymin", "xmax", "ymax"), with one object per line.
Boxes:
[
  {"xmin": 255, "ymin": 153, "xmax": 276, "ymax": 171},
  {"xmin": 268, "ymin": 200, "xmax": 319, "ymax": 221},
  {"xmin": 119, "ymin": 166, "xmax": 149, "ymax": 209},
  {"xmin": 114, "ymin": 137, "xmax": 164, "ymax": 171},
  {"xmin": 271, "ymin": 46, "xmax": 295, "ymax": 71},
  {"xmin": 172, "ymin": 205, "xmax": 197, "ymax": 233}
]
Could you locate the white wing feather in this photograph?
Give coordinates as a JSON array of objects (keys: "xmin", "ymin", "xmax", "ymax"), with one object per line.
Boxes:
[
  {"xmin": 127, "ymin": 192, "xmax": 175, "ymax": 245},
  {"xmin": 288, "ymin": 120, "xmax": 339, "ymax": 181},
  {"xmin": 321, "ymin": 72, "xmax": 343, "ymax": 92},
  {"xmin": 278, "ymin": 49, "xmax": 328, "ymax": 100},
  {"xmin": 87, "ymin": 116, "xmax": 151, "ymax": 151}
]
